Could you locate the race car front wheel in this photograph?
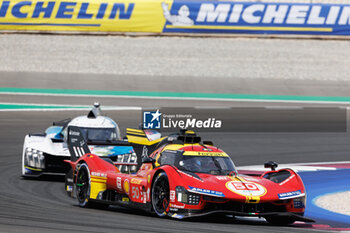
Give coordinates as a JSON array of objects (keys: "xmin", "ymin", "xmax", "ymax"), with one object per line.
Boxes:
[
  {"xmin": 76, "ymin": 163, "xmax": 91, "ymax": 207},
  {"xmin": 75, "ymin": 163, "xmax": 108, "ymax": 209},
  {"xmin": 151, "ymin": 172, "xmax": 170, "ymax": 217}
]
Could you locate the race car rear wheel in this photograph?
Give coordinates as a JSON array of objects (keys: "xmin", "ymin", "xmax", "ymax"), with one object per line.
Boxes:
[
  {"xmin": 151, "ymin": 172, "xmax": 170, "ymax": 217},
  {"xmin": 265, "ymin": 216, "xmax": 295, "ymax": 225}
]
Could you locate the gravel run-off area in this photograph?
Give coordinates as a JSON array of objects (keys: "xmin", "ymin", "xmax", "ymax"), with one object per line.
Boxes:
[{"xmin": 315, "ymin": 191, "xmax": 350, "ymax": 216}]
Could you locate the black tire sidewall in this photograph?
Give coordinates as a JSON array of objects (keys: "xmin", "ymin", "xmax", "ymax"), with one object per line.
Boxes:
[
  {"xmin": 151, "ymin": 172, "xmax": 169, "ymax": 217},
  {"xmin": 76, "ymin": 163, "xmax": 91, "ymax": 207}
]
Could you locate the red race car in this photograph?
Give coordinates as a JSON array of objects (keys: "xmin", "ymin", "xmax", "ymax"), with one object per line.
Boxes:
[{"xmin": 65, "ymin": 126, "xmax": 314, "ymax": 225}]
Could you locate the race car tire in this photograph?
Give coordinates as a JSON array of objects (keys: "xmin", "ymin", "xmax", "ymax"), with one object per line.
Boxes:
[
  {"xmin": 151, "ymin": 172, "xmax": 170, "ymax": 217},
  {"xmin": 75, "ymin": 163, "xmax": 108, "ymax": 209},
  {"xmin": 265, "ymin": 216, "xmax": 295, "ymax": 225}
]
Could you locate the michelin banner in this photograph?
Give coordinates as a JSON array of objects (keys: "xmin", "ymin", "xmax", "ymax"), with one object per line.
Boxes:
[
  {"xmin": 0, "ymin": 0, "xmax": 170, "ymax": 32},
  {"xmin": 0, "ymin": 0, "xmax": 350, "ymax": 35},
  {"xmin": 164, "ymin": 1, "xmax": 350, "ymax": 35}
]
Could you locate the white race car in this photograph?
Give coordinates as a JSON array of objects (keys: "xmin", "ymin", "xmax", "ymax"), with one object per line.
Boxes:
[{"xmin": 22, "ymin": 103, "xmax": 136, "ymax": 177}]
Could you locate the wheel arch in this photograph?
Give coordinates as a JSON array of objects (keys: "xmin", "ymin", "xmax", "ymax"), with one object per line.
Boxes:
[
  {"xmin": 150, "ymin": 166, "xmax": 183, "ymax": 197},
  {"xmin": 150, "ymin": 169, "xmax": 166, "ymax": 197}
]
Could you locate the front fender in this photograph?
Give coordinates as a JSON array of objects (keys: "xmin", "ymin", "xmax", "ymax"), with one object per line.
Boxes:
[{"xmin": 262, "ymin": 168, "xmax": 306, "ymax": 194}]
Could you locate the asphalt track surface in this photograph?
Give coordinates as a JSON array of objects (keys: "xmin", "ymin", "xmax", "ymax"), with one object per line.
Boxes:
[{"xmin": 1, "ymin": 108, "xmax": 350, "ymax": 233}]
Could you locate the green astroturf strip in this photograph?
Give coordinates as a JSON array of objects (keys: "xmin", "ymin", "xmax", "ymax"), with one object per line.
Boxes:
[
  {"xmin": 0, "ymin": 104, "xmax": 88, "ymax": 109},
  {"xmin": 1, "ymin": 87, "xmax": 350, "ymax": 102}
]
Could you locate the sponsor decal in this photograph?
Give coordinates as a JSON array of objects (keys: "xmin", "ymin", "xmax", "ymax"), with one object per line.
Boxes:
[
  {"xmin": 69, "ymin": 130, "xmax": 80, "ymax": 136},
  {"xmin": 122, "ymin": 197, "xmax": 129, "ymax": 202},
  {"xmin": 89, "ymin": 145, "xmax": 134, "ymax": 157},
  {"xmin": 216, "ymin": 176, "xmax": 230, "ymax": 181},
  {"xmin": 183, "ymin": 151, "xmax": 228, "ymax": 157},
  {"xmin": 162, "ymin": 1, "xmax": 350, "ymax": 36},
  {"xmin": 131, "ymin": 186, "xmax": 140, "ymax": 199},
  {"xmin": 143, "ymin": 191, "xmax": 147, "ymax": 203},
  {"xmin": 147, "ymin": 175, "xmax": 151, "ymax": 183},
  {"xmin": 278, "ymin": 190, "xmax": 303, "ymax": 199},
  {"xmin": 170, "ymin": 190, "xmax": 176, "ymax": 202},
  {"xmin": 124, "ymin": 179, "xmax": 130, "ymax": 194},
  {"xmin": 143, "ymin": 110, "xmax": 162, "ymax": 129},
  {"xmin": 170, "ymin": 203, "xmax": 185, "ymax": 209},
  {"xmin": 130, "ymin": 178, "xmax": 143, "ymax": 184},
  {"xmin": 0, "ymin": 0, "xmax": 168, "ymax": 33},
  {"xmin": 91, "ymin": 172, "xmax": 107, "ymax": 177},
  {"xmin": 226, "ymin": 181, "xmax": 267, "ymax": 197},
  {"xmin": 147, "ymin": 188, "xmax": 150, "ymax": 201},
  {"xmin": 117, "ymin": 177, "xmax": 122, "ymax": 190},
  {"xmin": 0, "ymin": 1, "xmax": 134, "ymax": 21},
  {"xmin": 188, "ymin": 186, "xmax": 225, "ymax": 197}
]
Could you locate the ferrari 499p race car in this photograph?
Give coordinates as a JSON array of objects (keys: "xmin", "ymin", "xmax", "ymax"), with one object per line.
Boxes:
[
  {"xmin": 65, "ymin": 127, "xmax": 314, "ymax": 225},
  {"xmin": 22, "ymin": 103, "xmax": 135, "ymax": 177}
]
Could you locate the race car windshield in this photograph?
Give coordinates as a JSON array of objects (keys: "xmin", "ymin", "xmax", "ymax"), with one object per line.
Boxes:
[
  {"xmin": 179, "ymin": 156, "xmax": 237, "ymax": 175},
  {"xmin": 80, "ymin": 127, "xmax": 119, "ymax": 141}
]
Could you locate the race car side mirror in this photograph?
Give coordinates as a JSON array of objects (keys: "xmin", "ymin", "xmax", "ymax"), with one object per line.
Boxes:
[
  {"xmin": 264, "ymin": 161, "xmax": 278, "ymax": 171},
  {"xmin": 142, "ymin": 157, "xmax": 155, "ymax": 164},
  {"xmin": 203, "ymin": 141, "xmax": 214, "ymax": 146}
]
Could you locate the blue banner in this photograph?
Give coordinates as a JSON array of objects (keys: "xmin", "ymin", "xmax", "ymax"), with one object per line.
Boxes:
[{"xmin": 162, "ymin": 0, "xmax": 350, "ymax": 35}]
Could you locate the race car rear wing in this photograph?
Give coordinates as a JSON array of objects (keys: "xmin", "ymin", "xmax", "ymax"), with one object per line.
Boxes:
[
  {"xmin": 67, "ymin": 127, "xmax": 165, "ymax": 170},
  {"xmin": 126, "ymin": 128, "xmax": 165, "ymax": 160},
  {"xmin": 67, "ymin": 126, "xmax": 160, "ymax": 165}
]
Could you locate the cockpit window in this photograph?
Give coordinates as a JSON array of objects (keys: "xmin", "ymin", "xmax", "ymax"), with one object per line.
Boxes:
[
  {"xmin": 158, "ymin": 150, "xmax": 179, "ymax": 166},
  {"xmin": 79, "ymin": 127, "xmax": 120, "ymax": 141},
  {"xmin": 157, "ymin": 149, "xmax": 237, "ymax": 175},
  {"xmin": 179, "ymin": 156, "xmax": 236, "ymax": 175}
]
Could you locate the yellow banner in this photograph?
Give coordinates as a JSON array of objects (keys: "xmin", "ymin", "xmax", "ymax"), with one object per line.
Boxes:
[{"xmin": 0, "ymin": 0, "xmax": 172, "ymax": 32}]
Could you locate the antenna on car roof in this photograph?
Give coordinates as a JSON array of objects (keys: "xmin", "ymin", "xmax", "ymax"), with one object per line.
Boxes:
[{"xmin": 87, "ymin": 102, "xmax": 102, "ymax": 118}]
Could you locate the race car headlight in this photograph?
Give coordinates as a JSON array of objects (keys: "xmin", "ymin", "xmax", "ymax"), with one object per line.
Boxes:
[
  {"xmin": 176, "ymin": 186, "xmax": 188, "ymax": 203},
  {"xmin": 116, "ymin": 153, "xmax": 137, "ymax": 173},
  {"xmin": 129, "ymin": 153, "xmax": 137, "ymax": 173},
  {"xmin": 293, "ymin": 196, "xmax": 305, "ymax": 209},
  {"xmin": 25, "ymin": 148, "xmax": 45, "ymax": 169},
  {"xmin": 176, "ymin": 186, "xmax": 200, "ymax": 205}
]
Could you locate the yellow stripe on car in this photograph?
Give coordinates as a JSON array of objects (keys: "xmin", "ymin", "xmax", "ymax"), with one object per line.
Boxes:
[{"xmin": 183, "ymin": 151, "xmax": 229, "ymax": 157}]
